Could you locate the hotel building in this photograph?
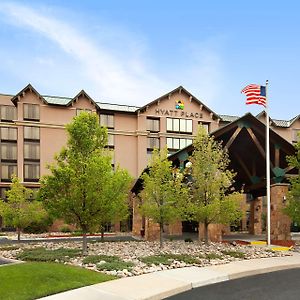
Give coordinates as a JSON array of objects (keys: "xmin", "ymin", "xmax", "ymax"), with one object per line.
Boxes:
[
  {"xmin": 0, "ymin": 84, "xmax": 300, "ymax": 197},
  {"xmin": 0, "ymin": 84, "xmax": 299, "ymax": 206}
]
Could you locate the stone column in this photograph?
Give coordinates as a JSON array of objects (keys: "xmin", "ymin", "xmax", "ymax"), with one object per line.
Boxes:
[
  {"xmin": 168, "ymin": 221, "xmax": 182, "ymax": 236},
  {"xmin": 131, "ymin": 195, "xmax": 143, "ymax": 237},
  {"xmin": 145, "ymin": 218, "xmax": 160, "ymax": 241},
  {"xmin": 249, "ymin": 197, "xmax": 262, "ymax": 235},
  {"xmin": 113, "ymin": 222, "xmax": 121, "ymax": 232},
  {"xmin": 270, "ymin": 183, "xmax": 291, "ymax": 241},
  {"xmin": 198, "ymin": 223, "xmax": 223, "ymax": 242},
  {"xmin": 241, "ymin": 194, "xmax": 249, "ymax": 231}
]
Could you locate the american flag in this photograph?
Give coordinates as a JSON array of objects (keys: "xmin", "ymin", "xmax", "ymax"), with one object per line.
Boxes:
[{"xmin": 241, "ymin": 84, "xmax": 267, "ymax": 107}]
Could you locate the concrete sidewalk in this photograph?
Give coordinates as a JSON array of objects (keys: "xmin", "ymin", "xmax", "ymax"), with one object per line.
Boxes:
[{"xmin": 40, "ymin": 252, "xmax": 300, "ymax": 300}]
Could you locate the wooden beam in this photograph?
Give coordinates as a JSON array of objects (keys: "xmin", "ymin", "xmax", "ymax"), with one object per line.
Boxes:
[
  {"xmin": 246, "ymin": 127, "xmax": 275, "ymax": 170},
  {"xmin": 232, "ymin": 152, "xmax": 252, "ymax": 181},
  {"xmin": 275, "ymin": 147, "xmax": 280, "ymax": 167},
  {"xmin": 284, "ymin": 165, "xmax": 295, "ymax": 173},
  {"xmin": 225, "ymin": 126, "xmax": 242, "ymax": 149},
  {"xmin": 246, "ymin": 128, "xmax": 266, "ymax": 158}
]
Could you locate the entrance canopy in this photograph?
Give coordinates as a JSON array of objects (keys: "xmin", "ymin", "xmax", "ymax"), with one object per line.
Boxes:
[{"xmin": 168, "ymin": 113, "xmax": 296, "ymax": 198}]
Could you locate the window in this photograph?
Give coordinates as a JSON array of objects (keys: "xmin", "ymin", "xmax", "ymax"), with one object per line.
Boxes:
[
  {"xmin": 24, "ymin": 162, "xmax": 40, "ymax": 181},
  {"xmin": 166, "ymin": 118, "xmax": 192, "ymax": 134},
  {"xmin": 0, "ymin": 187, "xmax": 9, "ymax": 200},
  {"xmin": 1, "ymin": 143, "xmax": 17, "ymax": 160},
  {"xmin": 100, "ymin": 114, "xmax": 114, "ymax": 128},
  {"xmin": 1, "ymin": 163, "xmax": 17, "ymax": 181},
  {"xmin": 76, "ymin": 108, "xmax": 92, "ymax": 116},
  {"xmin": 1, "ymin": 127, "xmax": 17, "ymax": 140},
  {"xmin": 147, "ymin": 118, "xmax": 160, "ymax": 132},
  {"xmin": 147, "ymin": 137, "xmax": 160, "ymax": 150},
  {"xmin": 293, "ymin": 129, "xmax": 300, "ymax": 143},
  {"xmin": 24, "ymin": 142, "xmax": 40, "ymax": 160},
  {"xmin": 1, "ymin": 105, "xmax": 16, "ymax": 122},
  {"xmin": 107, "ymin": 134, "xmax": 114, "ymax": 148},
  {"xmin": 24, "ymin": 126, "xmax": 40, "ymax": 140},
  {"xmin": 24, "ymin": 104, "xmax": 40, "ymax": 121},
  {"xmin": 166, "ymin": 137, "xmax": 192, "ymax": 151},
  {"xmin": 198, "ymin": 122, "xmax": 210, "ymax": 133}
]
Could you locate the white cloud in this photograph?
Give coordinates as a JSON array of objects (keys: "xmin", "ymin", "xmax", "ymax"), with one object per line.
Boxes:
[
  {"xmin": 0, "ymin": 2, "xmax": 167, "ymax": 104},
  {"xmin": 0, "ymin": 2, "xmax": 225, "ymax": 107}
]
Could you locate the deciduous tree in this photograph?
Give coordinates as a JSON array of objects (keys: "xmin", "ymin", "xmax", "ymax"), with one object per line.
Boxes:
[
  {"xmin": 139, "ymin": 147, "xmax": 188, "ymax": 248},
  {"xmin": 0, "ymin": 175, "xmax": 47, "ymax": 241},
  {"xmin": 284, "ymin": 135, "xmax": 300, "ymax": 223},
  {"xmin": 186, "ymin": 127, "xmax": 242, "ymax": 243},
  {"xmin": 39, "ymin": 112, "xmax": 132, "ymax": 254}
]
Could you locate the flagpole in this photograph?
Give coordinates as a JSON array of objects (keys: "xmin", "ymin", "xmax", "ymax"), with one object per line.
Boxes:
[{"xmin": 265, "ymin": 80, "xmax": 271, "ymax": 245}]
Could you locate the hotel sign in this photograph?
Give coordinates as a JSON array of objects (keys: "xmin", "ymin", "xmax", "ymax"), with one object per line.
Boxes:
[{"xmin": 155, "ymin": 108, "xmax": 203, "ymax": 119}]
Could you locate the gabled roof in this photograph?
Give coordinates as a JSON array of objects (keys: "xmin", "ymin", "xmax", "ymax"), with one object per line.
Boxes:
[
  {"xmin": 68, "ymin": 90, "xmax": 98, "ymax": 109},
  {"xmin": 137, "ymin": 86, "xmax": 220, "ymax": 119},
  {"xmin": 11, "ymin": 84, "xmax": 47, "ymax": 105},
  {"xmin": 256, "ymin": 111, "xmax": 300, "ymax": 128}
]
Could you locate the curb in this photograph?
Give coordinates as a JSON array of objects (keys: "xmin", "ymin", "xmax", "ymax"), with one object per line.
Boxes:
[{"xmin": 0, "ymin": 256, "xmax": 23, "ymax": 267}]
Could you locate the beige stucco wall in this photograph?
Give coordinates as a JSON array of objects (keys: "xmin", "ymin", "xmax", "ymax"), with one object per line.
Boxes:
[
  {"xmin": 0, "ymin": 86, "xmax": 298, "ymax": 188},
  {"xmin": 40, "ymin": 127, "xmax": 67, "ymax": 176}
]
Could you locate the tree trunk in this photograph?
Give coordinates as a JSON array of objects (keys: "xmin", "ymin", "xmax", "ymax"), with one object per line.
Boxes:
[
  {"xmin": 204, "ymin": 220, "xmax": 209, "ymax": 244},
  {"xmin": 159, "ymin": 222, "xmax": 163, "ymax": 249},
  {"xmin": 82, "ymin": 230, "xmax": 88, "ymax": 256},
  {"xmin": 101, "ymin": 226, "xmax": 105, "ymax": 242},
  {"xmin": 17, "ymin": 228, "xmax": 21, "ymax": 242}
]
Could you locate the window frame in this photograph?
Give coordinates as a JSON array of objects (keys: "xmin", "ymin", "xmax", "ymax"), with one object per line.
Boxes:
[
  {"xmin": 166, "ymin": 118, "xmax": 193, "ymax": 134},
  {"xmin": 0, "ymin": 105, "xmax": 16, "ymax": 122},
  {"xmin": 100, "ymin": 114, "xmax": 114, "ymax": 129},
  {"xmin": 23, "ymin": 104, "xmax": 40, "ymax": 121},
  {"xmin": 24, "ymin": 162, "xmax": 40, "ymax": 182},
  {"xmin": 146, "ymin": 117, "xmax": 160, "ymax": 132}
]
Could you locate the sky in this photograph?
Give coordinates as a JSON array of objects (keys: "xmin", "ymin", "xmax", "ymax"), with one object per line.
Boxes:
[{"xmin": 0, "ymin": 0, "xmax": 299, "ymax": 120}]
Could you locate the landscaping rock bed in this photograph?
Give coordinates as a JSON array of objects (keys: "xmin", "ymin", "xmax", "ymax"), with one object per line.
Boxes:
[{"xmin": 0, "ymin": 240, "xmax": 292, "ymax": 278}]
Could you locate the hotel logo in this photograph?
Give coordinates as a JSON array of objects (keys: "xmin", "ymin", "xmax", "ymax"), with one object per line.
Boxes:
[{"xmin": 175, "ymin": 100, "xmax": 184, "ymax": 110}]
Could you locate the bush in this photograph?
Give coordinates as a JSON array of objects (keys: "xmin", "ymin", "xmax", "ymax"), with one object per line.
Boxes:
[
  {"xmin": 60, "ymin": 226, "xmax": 72, "ymax": 233},
  {"xmin": 17, "ymin": 247, "xmax": 81, "ymax": 262},
  {"xmin": 221, "ymin": 250, "xmax": 245, "ymax": 259},
  {"xmin": 23, "ymin": 215, "xmax": 53, "ymax": 234},
  {"xmin": 0, "ymin": 246, "xmax": 19, "ymax": 251},
  {"xmin": 71, "ymin": 230, "xmax": 83, "ymax": 236},
  {"xmin": 97, "ymin": 261, "xmax": 134, "ymax": 271},
  {"xmin": 139, "ymin": 255, "xmax": 172, "ymax": 266},
  {"xmin": 83, "ymin": 255, "xmax": 120, "ymax": 264},
  {"xmin": 205, "ymin": 253, "xmax": 223, "ymax": 260}
]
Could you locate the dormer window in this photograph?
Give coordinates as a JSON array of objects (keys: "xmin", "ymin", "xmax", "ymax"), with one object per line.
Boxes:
[{"xmin": 24, "ymin": 104, "xmax": 40, "ymax": 121}]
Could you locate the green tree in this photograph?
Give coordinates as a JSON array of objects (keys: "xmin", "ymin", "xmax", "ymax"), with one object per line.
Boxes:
[
  {"xmin": 0, "ymin": 175, "xmax": 47, "ymax": 241},
  {"xmin": 283, "ymin": 135, "xmax": 300, "ymax": 223},
  {"xmin": 39, "ymin": 112, "xmax": 132, "ymax": 254},
  {"xmin": 186, "ymin": 127, "xmax": 242, "ymax": 243},
  {"xmin": 139, "ymin": 147, "xmax": 188, "ymax": 248}
]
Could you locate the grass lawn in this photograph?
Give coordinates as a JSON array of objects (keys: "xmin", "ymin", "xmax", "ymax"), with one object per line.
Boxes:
[{"xmin": 0, "ymin": 262, "xmax": 116, "ymax": 300}]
